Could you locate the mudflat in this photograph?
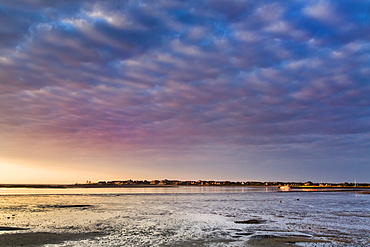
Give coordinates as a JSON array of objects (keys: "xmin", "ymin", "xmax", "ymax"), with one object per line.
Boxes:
[
  {"xmin": 0, "ymin": 231, "xmax": 102, "ymax": 247},
  {"xmin": 248, "ymin": 234, "xmax": 331, "ymax": 246}
]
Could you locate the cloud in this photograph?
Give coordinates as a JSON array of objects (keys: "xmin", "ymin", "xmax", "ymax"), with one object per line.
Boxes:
[
  {"xmin": 303, "ymin": 0, "xmax": 339, "ymax": 24},
  {"xmin": 0, "ymin": 0, "xmax": 369, "ymax": 181}
]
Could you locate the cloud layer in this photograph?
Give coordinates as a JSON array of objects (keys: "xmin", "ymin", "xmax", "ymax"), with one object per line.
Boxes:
[{"xmin": 1, "ymin": 0, "xmax": 370, "ymax": 181}]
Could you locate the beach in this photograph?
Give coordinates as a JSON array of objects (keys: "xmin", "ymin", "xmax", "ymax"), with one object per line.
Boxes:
[{"xmin": 0, "ymin": 187, "xmax": 369, "ymax": 246}]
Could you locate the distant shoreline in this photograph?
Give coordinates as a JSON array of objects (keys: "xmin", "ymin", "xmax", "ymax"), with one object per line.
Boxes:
[
  {"xmin": 0, "ymin": 183, "xmax": 369, "ymax": 190},
  {"xmin": 0, "ymin": 184, "xmax": 176, "ymax": 189}
]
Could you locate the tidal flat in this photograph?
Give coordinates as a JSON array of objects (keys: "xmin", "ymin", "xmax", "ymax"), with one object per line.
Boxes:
[{"xmin": 0, "ymin": 187, "xmax": 369, "ymax": 246}]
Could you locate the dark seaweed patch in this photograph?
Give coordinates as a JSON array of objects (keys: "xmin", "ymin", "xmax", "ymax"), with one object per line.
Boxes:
[
  {"xmin": 234, "ymin": 219, "xmax": 266, "ymax": 224},
  {"xmin": 0, "ymin": 227, "xmax": 28, "ymax": 231}
]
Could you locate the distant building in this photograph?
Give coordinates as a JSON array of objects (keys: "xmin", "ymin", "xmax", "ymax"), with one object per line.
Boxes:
[{"xmin": 304, "ymin": 181, "xmax": 313, "ymax": 186}]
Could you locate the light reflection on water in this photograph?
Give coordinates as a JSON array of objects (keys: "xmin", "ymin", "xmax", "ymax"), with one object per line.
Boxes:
[
  {"xmin": 0, "ymin": 186, "xmax": 277, "ymax": 195},
  {"xmin": 0, "ymin": 187, "xmax": 369, "ymax": 246}
]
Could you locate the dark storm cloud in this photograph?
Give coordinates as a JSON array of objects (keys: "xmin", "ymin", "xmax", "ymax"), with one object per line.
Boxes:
[{"xmin": 1, "ymin": 0, "xmax": 370, "ymax": 180}]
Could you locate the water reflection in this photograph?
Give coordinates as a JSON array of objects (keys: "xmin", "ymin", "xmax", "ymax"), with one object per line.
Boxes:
[{"xmin": 0, "ymin": 186, "xmax": 279, "ymax": 195}]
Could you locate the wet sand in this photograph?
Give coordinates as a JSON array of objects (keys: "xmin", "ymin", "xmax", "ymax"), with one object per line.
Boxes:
[
  {"xmin": 0, "ymin": 231, "xmax": 102, "ymax": 247},
  {"xmin": 0, "ymin": 228, "xmax": 332, "ymax": 246},
  {"xmin": 247, "ymin": 234, "xmax": 331, "ymax": 246},
  {"xmin": 155, "ymin": 234, "xmax": 331, "ymax": 246}
]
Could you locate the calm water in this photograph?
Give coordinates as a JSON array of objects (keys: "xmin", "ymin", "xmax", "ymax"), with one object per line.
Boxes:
[{"xmin": 0, "ymin": 187, "xmax": 369, "ymax": 246}]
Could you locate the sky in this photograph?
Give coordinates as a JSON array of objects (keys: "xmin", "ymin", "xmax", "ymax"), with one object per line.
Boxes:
[{"xmin": 1, "ymin": 0, "xmax": 370, "ymax": 184}]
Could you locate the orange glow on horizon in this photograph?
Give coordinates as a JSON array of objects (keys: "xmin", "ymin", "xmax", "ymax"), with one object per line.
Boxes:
[{"xmin": 0, "ymin": 159, "xmax": 108, "ymax": 184}]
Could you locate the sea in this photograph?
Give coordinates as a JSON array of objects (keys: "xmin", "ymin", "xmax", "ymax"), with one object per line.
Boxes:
[{"xmin": 0, "ymin": 186, "xmax": 369, "ymax": 246}]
